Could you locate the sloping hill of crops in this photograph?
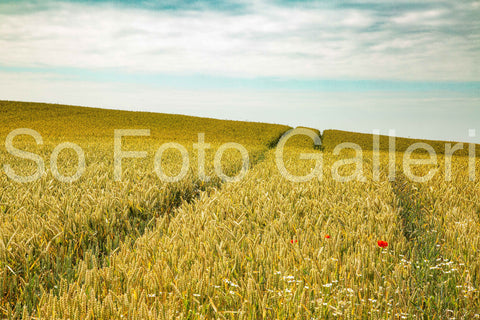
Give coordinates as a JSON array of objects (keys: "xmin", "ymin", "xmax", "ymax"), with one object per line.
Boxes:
[
  {"xmin": 323, "ymin": 129, "xmax": 480, "ymax": 156},
  {"xmin": 1, "ymin": 101, "xmax": 478, "ymax": 319},
  {"xmin": 0, "ymin": 100, "xmax": 292, "ymax": 316}
]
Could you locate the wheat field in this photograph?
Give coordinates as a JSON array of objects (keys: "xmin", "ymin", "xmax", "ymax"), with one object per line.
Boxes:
[{"xmin": 0, "ymin": 101, "xmax": 479, "ymax": 319}]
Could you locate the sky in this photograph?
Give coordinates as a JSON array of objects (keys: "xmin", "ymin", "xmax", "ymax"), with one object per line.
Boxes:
[{"xmin": 0, "ymin": 0, "xmax": 479, "ymax": 142}]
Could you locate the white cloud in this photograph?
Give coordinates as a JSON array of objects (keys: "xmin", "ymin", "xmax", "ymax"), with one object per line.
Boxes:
[
  {"xmin": 391, "ymin": 9, "xmax": 448, "ymax": 25},
  {"xmin": 0, "ymin": 0, "xmax": 478, "ymax": 80}
]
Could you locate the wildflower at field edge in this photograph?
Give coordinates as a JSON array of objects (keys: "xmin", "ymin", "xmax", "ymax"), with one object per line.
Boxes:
[
  {"xmin": 377, "ymin": 240, "xmax": 388, "ymax": 248},
  {"xmin": 290, "ymin": 239, "xmax": 298, "ymax": 244},
  {"xmin": 325, "ymin": 235, "xmax": 330, "ymax": 239}
]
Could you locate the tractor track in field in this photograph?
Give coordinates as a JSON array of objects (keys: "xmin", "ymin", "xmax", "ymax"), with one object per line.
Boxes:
[
  {"xmin": 391, "ymin": 174, "xmax": 459, "ymax": 318},
  {"xmin": 31, "ymin": 129, "xmax": 293, "ymax": 312},
  {"xmin": 104, "ymin": 128, "xmax": 291, "ymax": 263}
]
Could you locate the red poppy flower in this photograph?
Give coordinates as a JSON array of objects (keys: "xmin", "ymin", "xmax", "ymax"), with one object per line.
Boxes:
[
  {"xmin": 290, "ymin": 239, "xmax": 298, "ymax": 244},
  {"xmin": 377, "ymin": 240, "xmax": 388, "ymax": 248},
  {"xmin": 325, "ymin": 235, "xmax": 331, "ymax": 239}
]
